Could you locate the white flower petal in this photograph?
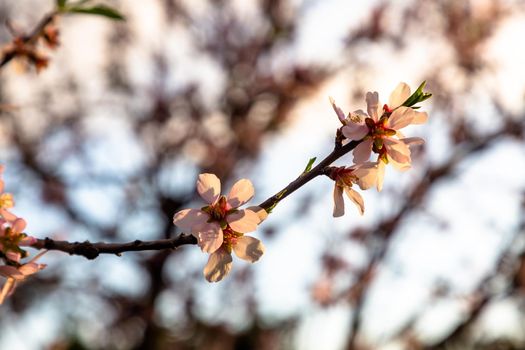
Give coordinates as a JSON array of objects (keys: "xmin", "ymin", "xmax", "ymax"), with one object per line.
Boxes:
[
  {"xmin": 365, "ymin": 91, "xmax": 380, "ymax": 121},
  {"xmin": 246, "ymin": 206, "xmax": 268, "ymax": 223},
  {"xmin": 173, "ymin": 209, "xmax": 208, "ymax": 230},
  {"xmin": 203, "ymin": 248, "xmax": 233, "ymax": 283},
  {"xmin": 384, "ymin": 138, "xmax": 411, "ymax": 165},
  {"xmin": 386, "ymin": 106, "xmax": 416, "ymax": 130},
  {"xmin": 353, "ymin": 162, "xmax": 378, "ymax": 190},
  {"xmin": 344, "ymin": 187, "xmax": 364, "ymax": 215},
  {"xmin": 197, "ymin": 173, "xmax": 221, "ymax": 205},
  {"xmin": 388, "ymin": 156, "xmax": 412, "ymax": 171},
  {"xmin": 412, "ymin": 111, "xmax": 428, "ymax": 124},
  {"xmin": 0, "ymin": 278, "xmax": 16, "ymax": 305},
  {"xmin": 388, "ymin": 82, "xmax": 411, "ymax": 109},
  {"xmin": 233, "ymin": 236, "xmax": 265, "ymax": 263},
  {"xmin": 332, "ymin": 185, "xmax": 345, "ymax": 217},
  {"xmin": 12, "ymin": 218, "xmax": 26, "ymax": 233},
  {"xmin": 0, "ymin": 209, "xmax": 16, "ymax": 222},
  {"xmin": 192, "ymin": 222, "xmax": 223, "ymax": 253},
  {"xmin": 226, "ymin": 179, "xmax": 254, "ymax": 209},
  {"xmin": 376, "ymin": 161, "xmax": 386, "ymax": 191},
  {"xmin": 342, "ymin": 123, "xmax": 369, "ymax": 141},
  {"xmin": 227, "ymin": 209, "xmax": 260, "ymax": 233},
  {"xmin": 18, "ymin": 262, "xmax": 46, "ymax": 276},
  {"xmin": 353, "ymin": 139, "xmax": 373, "ymax": 164},
  {"xmin": 329, "ymin": 97, "xmax": 346, "ymax": 123}
]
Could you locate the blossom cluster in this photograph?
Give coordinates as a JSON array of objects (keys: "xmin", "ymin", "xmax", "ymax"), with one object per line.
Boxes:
[
  {"xmin": 173, "ymin": 174, "xmax": 266, "ymax": 282},
  {"xmin": 0, "ymin": 166, "xmax": 46, "ymax": 304},
  {"xmin": 329, "ymin": 82, "xmax": 429, "ymax": 216}
]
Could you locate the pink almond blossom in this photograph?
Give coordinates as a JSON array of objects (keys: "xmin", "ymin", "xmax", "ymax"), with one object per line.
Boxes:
[
  {"xmin": 173, "ymin": 174, "xmax": 266, "ymax": 282},
  {"xmin": 329, "ymin": 163, "xmax": 378, "ymax": 217},
  {"xmin": 173, "ymin": 174, "xmax": 261, "ymax": 253},
  {"xmin": 341, "ymin": 83, "xmax": 427, "ymax": 170}
]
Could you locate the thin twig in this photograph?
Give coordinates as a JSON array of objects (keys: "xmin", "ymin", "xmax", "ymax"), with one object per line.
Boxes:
[{"xmin": 32, "ymin": 234, "xmax": 198, "ymax": 260}]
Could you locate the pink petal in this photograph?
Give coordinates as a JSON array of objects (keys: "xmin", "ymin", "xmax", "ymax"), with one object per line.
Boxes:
[
  {"xmin": 384, "ymin": 138, "xmax": 411, "ymax": 164},
  {"xmin": 388, "ymin": 82, "xmax": 411, "ymax": 109},
  {"xmin": 192, "ymin": 222, "xmax": 223, "ymax": 253},
  {"xmin": 344, "ymin": 187, "xmax": 364, "ymax": 215},
  {"xmin": 353, "ymin": 139, "xmax": 373, "ymax": 164},
  {"xmin": 197, "ymin": 173, "xmax": 221, "ymax": 205},
  {"xmin": 411, "ymin": 110, "xmax": 428, "ymax": 124},
  {"xmin": 227, "ymin": 209, "xmax": 260, "ymax": 233},
  {"xmin": 377, "ymin": 161, "xmax": 385, "ymax": 191},
  {"xmin": 332, "ymin": 185, "xmax": 345, "ymax": 217},
  {"xmin": 12, "ymin": 218, "xmax": 26, "ymax": 233},
  {"xmin": 0, "ymin": 277, "xmax": 16, "ymax": 304},
  {"xmin": 353, "ymin": 162, "xmax": 378, "ymax": 190},
  {"xmin": 18, "ymin": 262, "xmax": 46, "ymax": 276},
  {"xmin": 0, "ymin": 180, "xmax": 4, "ymax": 193},
  {"xmin": 6, "ymin": 251, "xmax": 21, "ymax": 263},
  {"xmin": 173, "ymin": 209, "xmax": 208, "ymax": 230},
  {"xmin": 232, "ymin": 236, "xmax": 265, "ymax": 263},
  {"xmin": 329, "ymin": 97, "xmax": 346, "ymax": 124},
  {"xmin": 0, "ymin": 209, "xmax": 17, "ymax": 222},
  {"xmin": 365, "ymin": 92, "xmax": 380, "ymax": 121},
  {"xmin": 19, "ymin": 235, "xmax": 37, "ymax": 246},
  {"xmin": 203, "ymin": 248, "xmax": 233, "ymax": 283},
  {"xmin": 388, "ymin": 156, "xmax": 411, "ymax": 171},
  {"xmin": 0, "ymin": 265, "xmax": 24, "ymax": 279},
  {"xmin": 386, "ymin": 106, "xmax": 416, "ymax": 130},
  {"xmin": 246, "ymin": 206, "xmax": 268, "ymax": 223},
  {"xmin": 341, "ymin": 123, "xmax": 369, "ymax": 141},
  {"xmin": 226, "ymin": 179, "xmax": 254, "ymax": 209}
]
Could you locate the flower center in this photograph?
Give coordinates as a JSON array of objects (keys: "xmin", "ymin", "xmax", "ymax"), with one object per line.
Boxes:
[
  {"xmin": 203, "ymin": 196, "xmax": 229, "ymax": 221},
  {"xmin": 329, "ymin": 167, "xmax": 357, "ymax": 187},
  {"xmin": 222, "ymin": 226, "xmax": 242, "ymax": 250}
]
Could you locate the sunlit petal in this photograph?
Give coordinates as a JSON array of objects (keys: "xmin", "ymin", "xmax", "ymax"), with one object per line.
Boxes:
[
  {"xmin": 344, "ymin": 187, "xmax": 364, "ymax": 215},
  {"xmin": 386, "ymin": 106, "xmax": 415, "ymax": 130},
  {"xmin": 365, "ymin": 91, "xmax": 380, "ymax": 121},
  {"xmin": 246, "ymin": 206, "xmax": 268, "ymax": 223},
  {"xmin": 411, "ymin": 111, "xmax": 428, "ymax": 124},
  {"xmin": 197, "ymin": 173, "xmax": 221, "ymax": 205},
  {"xmin": 353, "ymin": 139, "xmax": 373, "ymax": 164},
  {"xmin": 226, "ymin": 179, "xmax": 254, "ymax": 209},
  {"xmin": 384, "ymin": 138, "xmax": 411, "ymax": 165},
  {"xmin": 388, "ymin": 82, "xmax": 411, "ymax": 109},
  {"xmin": 12, "ymin": 218, "xmax": 26, "ymax": 233},
  {"xmin": 203, "ymin": 248, "xmax": 233, "ymax": 283},
  {"xmin": 233, "ymin": 236, "xmax": 265, "ymax": 263},
  {"xmin": 333, "ymin": 185, "xmax": 345, "ymax": 217},
  {"xmin": 342, "ymin": 124, "xmax": 369, "ymax": 141},
  {"xmin": 173, "ymin": 209, "xmax": 208, "ymax": 230},
  {"xmin": 377, "ymin": 161, "xmax": 386, "ymax": 191},
  {"xmin": 353, "ymin": 162, "xmax": 378, "ymax": 190},
  {"xmin": 192, "ymin": 222, "xmax": 223, "ymax": 253},
  {"xmin": 227, "ymin": 209, "xmax": 260, "ymax": 233}
]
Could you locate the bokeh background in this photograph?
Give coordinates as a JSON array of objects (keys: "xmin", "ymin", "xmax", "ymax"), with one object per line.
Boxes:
[{"xmin": 1, "ymin": 0, "xmax": 525, "ymax": 349}]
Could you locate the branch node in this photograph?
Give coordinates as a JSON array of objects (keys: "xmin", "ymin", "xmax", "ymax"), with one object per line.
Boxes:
[{"xmin": 74, "ymin": 241, "xmax": 99, "ymax": 260}]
